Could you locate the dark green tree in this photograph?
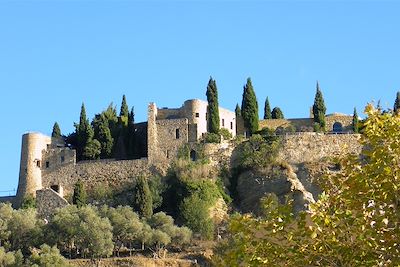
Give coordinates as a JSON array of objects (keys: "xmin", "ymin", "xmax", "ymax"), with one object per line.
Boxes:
[
  {"xmin": 263, "ymin": 97, "xmax": 272, "ymax": 119},
  {"xmin": 206, "ymin": 77, "xmax": 220, "ymax": 134},
  {"xmin": 120, "ymin": 95, "xmax": 129, "ymax": 127},
  {"xmin": 75, "ymin": 103, "xmax": 95, "ymax": 160},
  {"xmin": 241, "ymin": 78, "xmax": 259, "ymax": 135},
  {"xmin": 134, "ymin": 176, "xmax": 153, "ymax": 218},
  {"xmin": 312, "ymin": 82, "xmax": 327, "ymax": 131},
  {"xmin": 353, "ymin": 107, "xmax": 359, "ymax": 133},
  {"xmin": 235, "ymin": 104, "xmax": 241, "ymax": 118},
  {"xmin": 394, "ymin": 91, "xmax": 400, "ymax": 114},
  {"xmin": 127, "ymin": 107, "xmax": 136, "ymax": 158},
  {"xmin": 271, "ymin": 107, "xmax": 284, "ymax": 119},
  {"xmin": 51, "ymin": 122, "xmax": 62, "ymax": 138},
  {"xmin": 72, "ymin": 180, "xmax": 87, "ymax": 208},
  {"xmin": 92, "ymin": 113, "xmax": 114, "ymax": 158}
]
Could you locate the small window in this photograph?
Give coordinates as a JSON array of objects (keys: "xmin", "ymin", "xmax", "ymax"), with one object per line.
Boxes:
[
  {"xmin": 166, "ymin": 150, "xmax": 170, "ymax": 158},
  {"xmin": 50, "ymin": 185, "xmax": 60, "ymax": 193},
  {"xmin": 176, "ymin": 129, "xmax": 180, "ymax": 139},
  {"xmin": 46, "ymin": 161, "xmax": 50, "ymax": 168},
  {"xmin": 61, "ymin": 156, "xmax": 65, "ymax": 163},
  {"xmin": 36, "ymin": 160, "xmax": 41, "ymax": 168},
  {"xmin": 230, "ymin": 122, "xmax": 233, "ymax": 130},
  {"xmin": 222, "ymin": 119, "xmax": 225, "ymax": 127},
  {"xmin": 46, "ymin": 144, "xmax": 50, "ymax": 149},
  {"xmin": 195, "ymin": 113, "xmax": 200, "ymax": 118}
]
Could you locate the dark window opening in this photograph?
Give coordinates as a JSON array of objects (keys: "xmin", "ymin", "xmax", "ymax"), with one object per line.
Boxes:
[
  {"xmin": 230, "ymin": 122, "xmax": 233, "ymax": 130},
  {"xmin": 50, "ymin": 185, "xmax": 60, "ymax": 193},
  {"xmin": 222, "ymin": 119, "xmax": 225, "ymax": 127},
  {"xmin": 333, "ymin": 122, "xmax": 343, "ymax": 133},
  {"xmin": 166, "ymin": 150, "xmax": 170, "ymax": 158},
  {"xmin": 36, "ymin": 160, "xmax": 41, "ymax": 168},
  {"xmin": 195, "ymin": 113, "xmax": 199, "ymax": 118},
  {"xmin": 190, "ymin": 150, "xmax": 197, "ymax": 161},
  {"xmin": 46, "ymin": 144, "xmax": 50, "ymax": 149},
  {"xmin": 176, "ymin": 129, "xmax": 180, "ymax": 139},
  {"xmin": 61, "ymin": 156, "xmax": 65, "ymax": 163},
  {"xmin": 46, "ymin": 161, "xmax": 50, "ymax": 168}
]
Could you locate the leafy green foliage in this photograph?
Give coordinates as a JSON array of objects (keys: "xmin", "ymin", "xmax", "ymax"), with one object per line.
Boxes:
[
  {"xmin": 148, "ymin": 176, "xmax": 166, "ymax": 211},
  {"xmin": 51, "ymin": 122, "xmax": 62, "ymax": 138},
  {"xmin": 28, "ymin": 244, "xmax": 72, "ymax": 267},
  {"xmin": 0, "ymin": 247, "xmax": 23, "ymax": 267},
  {"xmin": 179, "ymin": 193, "xmax": 214, "ymax": 240},
  {"xmin": 203, "ymin": 132, "xmax": 221, "ymax": 143},
  {"xmin": 82, "ymin": 139, "xmax": 101, "ymax": 160},
  {"xmin": 75, "ymin": 103, "xmax": 95, "ymax": 160},
  {"xmin": 263, "ymin": 97, "xmax": 272, "ymax": 119},
  {"xmin": 20, "ymin": 195, "xmax": 36, "ymax": 209},
  {"xmin": 241, "ymin": 78, "xmax": 259, "ymax": 135},
  {"xmin": 215, "ymin": 104, "xmax": 400, "ymax": 266},
  {"xmin": 206, "ymin": 77, "xmax": 220, "ymax": 134},
  {"xmin": 219, "ymin": 128, "xmax": 232, "ymax": 140},
  {"xmin": 271, "ymin": 107, "xmax": 284, "ymax": 119},
  {"xmin": 312, "ymin": 82, "xmax": 326, "ymax": 131},
  {"xmin": 134, "ymin": 176, "xmax": 153, "ymax": 218},
  {"xmin": 72, "ymin": 180, "xmax": 87, "ymax": 208},
  {"xmin": 120, "ymin": 95, "xmax": 129, "ymax": 123}
]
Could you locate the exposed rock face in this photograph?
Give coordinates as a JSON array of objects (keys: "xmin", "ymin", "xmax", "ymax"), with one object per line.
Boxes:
[{"xmin": 237, "ymin": 164, "xmax": 315, "ymax": 214}]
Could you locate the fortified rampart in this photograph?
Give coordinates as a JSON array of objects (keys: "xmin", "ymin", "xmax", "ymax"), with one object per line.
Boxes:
[
  {"xmin": 41, "ymin": 158, "xmax": 151, "ymax": 198},
  {"xmin": 259, "ymin": 114, "xmax": 354, "ymax": 133},
  {"xmin": 278, "ymin": 133, "xmax": 362, "ymax": 164}
]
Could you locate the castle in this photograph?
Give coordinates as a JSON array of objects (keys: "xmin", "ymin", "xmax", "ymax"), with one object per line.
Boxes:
[{"xmin": 0, "ymin": 98, "xmax": 357, "ymax": 216}]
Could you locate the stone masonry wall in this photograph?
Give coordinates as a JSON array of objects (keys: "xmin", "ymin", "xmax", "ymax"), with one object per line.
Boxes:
[
  {"xmin": 36, "ymin": 188, "xmax": 68, "ymax": 220},
  {"xmin": 278, "ymin": 133, "xmax": 362, "ymax": 164},
  {"xmin": 42, "ymin": 158, "xmax": 151, "ymax": 198},
  {"xmin": 155, "ymin": 118, "xmax": 189, "ymax": 162}
]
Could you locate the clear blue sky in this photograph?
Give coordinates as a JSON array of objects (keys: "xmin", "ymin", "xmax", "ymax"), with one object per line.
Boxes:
[{"xmin": 0, "ymin": 1, "xmax": 399, "ymax": 195}]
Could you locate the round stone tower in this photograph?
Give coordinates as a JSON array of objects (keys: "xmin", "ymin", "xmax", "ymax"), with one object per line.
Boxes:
[
  {"xmin": 16, "ymin": 132, "xmax": 52, "ymax": 207},
  {"xmin": 183, "ymin": 99, "xmax": 208, "ymax": 139}
]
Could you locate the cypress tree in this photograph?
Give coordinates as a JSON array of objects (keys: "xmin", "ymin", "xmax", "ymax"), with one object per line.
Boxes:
[
  {"xmin": 271, "ymin": 107, "xmax": 284, "ymax": 119},
  {"xmin": 93, "ymin": 113, "xmax": 114, "ymax": 158},
  {"xmin": 73, "ymin": 180, "xmax": 87, "ymax": 208},
  {"xmin": 127, "ymin": 107, "xmax": 136, "ymax": 158},
  {"xmin": 235, "ymin": 104, "xmax": 241, "ymax": 118},
  {"xmin": 206, "ymin": 77, "xmax": 220, "ymax": 134},
  {"xmin": 264, "ymin": 97, "xmax": 272, "ymax": 119},
  {"xmin": 51, "ymin": 122, "xmax": 62, "ymax": 138},
  {"xmin": 134, "ymin": 176, "xmax": 153, "ymax": 218},
  {"xmin": 76, "ymin": 103, "xmax": 94, "ymax": 160},
  {"xmin": 120, "ymin": 95, "xmax": 129, "ymax": 128},
  {"xmin": 241, "ymin": 78, "xmax": 259, "ymax": 135},
  {"xmin": 394, "ymin": 91, "xmax": 400, "ymax": 114},
  {"xmin": 312, "ymin": 82, "xmax": 327, "ymax": 131},
  {"xmin": 352, "ymin": 107, "xmax": 359, "ymax": 133}
]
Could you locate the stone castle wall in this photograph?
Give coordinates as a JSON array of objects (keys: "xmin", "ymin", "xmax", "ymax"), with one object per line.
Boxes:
[
  {"xmin": 155, "ymin": 118, "xmax": 189, "ymax": 162},
  {"xmin": 36, "ymin": 188, "xmax": 69, "ymax": 220},
  {"xmin": 278, "ymin": 133, "xmax": 362, "ymax": 164},
  {"xmin": 260, "ymin": 115, "xmax": 353, "ymax": 133},
  {"xmin": 41, "ymin": 158, "xmax": 151, "ymax": 198}
]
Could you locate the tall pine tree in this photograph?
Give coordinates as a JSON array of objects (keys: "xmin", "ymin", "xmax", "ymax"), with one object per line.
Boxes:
[
  {"xmin": 51, "ymin": 122, "xmax": 62, "ymax": 138},
  {"xmin": 134, "ymin": 176, "xmax": 153, "ymax": 218},
  {"xmin": 206, "ymin": 77, "xmax": 220, "ymax": 134},
  {"xmin": 235, "ymin": 104, "xmax": 241, "ymax": 118},
  {"xmin": 264, "ymin": 97, "xmax": 272, "ymax": 119},
  {"xmin": 394, "ymin": 91, "xmax": 400, "ymax": 114},
  {"xmin": 92, "ymin": 112, "xmax": 114, "ymax": 158},
  {"xmin": 353, "ymin": 107, "xmax": 359, "ymax": 133},
  {"xmin": 312, "ymin": 82, "xmax": 327, "ymax": 131},
  {"xmin": 241, "ymin": 78, "xmax": 259, "ymax": 135}
]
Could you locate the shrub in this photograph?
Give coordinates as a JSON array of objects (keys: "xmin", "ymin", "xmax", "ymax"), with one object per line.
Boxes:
[
  {"xmin": 203, "ymin": 133, "xmax": 221, "ymax": 143},
  {"xmin": 219, "ymin": 128, "xmax": 232, "ymax": 140}
]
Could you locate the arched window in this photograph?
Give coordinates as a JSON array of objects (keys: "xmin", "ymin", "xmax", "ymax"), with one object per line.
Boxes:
[{"xmin": 333, "ymin": 122, "xmax": 343, "ymax": 133}]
